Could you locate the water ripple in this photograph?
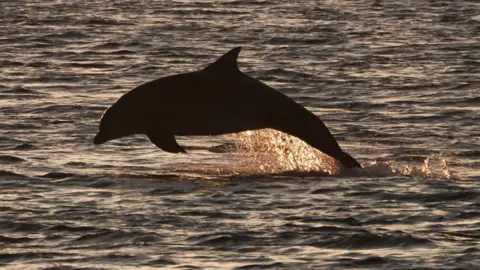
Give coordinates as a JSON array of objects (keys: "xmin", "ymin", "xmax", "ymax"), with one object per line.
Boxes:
[{"xmin": 0, "ymin": 0, "xmax": 478, "ymax": 269}]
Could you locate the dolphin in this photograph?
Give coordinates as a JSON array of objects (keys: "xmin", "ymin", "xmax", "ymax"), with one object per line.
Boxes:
[{"xmin": 94, "ymin": 47, "xmax": 361, "ymax": 168}]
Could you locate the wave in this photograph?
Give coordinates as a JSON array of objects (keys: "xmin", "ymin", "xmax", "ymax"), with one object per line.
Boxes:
[
  {"xmin": 188, "ymin": 232, "xmax": 258, "ymax": 246},
  {"xmin": 0, "ymin": 86, "xmax": 46, "ymax": 96},
  {"xmin": 0, "ymin": 155, "xmax": 25, "ymax": 164},
  {"xmin": 309, "ymin": 230, "xmax": 435, "ymax": 249},
  {"xmin": 0, "ymin": 170, "xmax": 30, "ymax": 179}
]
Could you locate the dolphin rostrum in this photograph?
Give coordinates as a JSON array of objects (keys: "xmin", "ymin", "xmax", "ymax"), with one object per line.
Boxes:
[{"xmin": 94, "ymin": 47, "xmax": 361, "ymax": 168}]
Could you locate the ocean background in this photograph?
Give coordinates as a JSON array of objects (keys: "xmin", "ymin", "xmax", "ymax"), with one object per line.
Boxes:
[{"xmin": 1, "ymin": 0, "xmax": 479, "ymax": 269}]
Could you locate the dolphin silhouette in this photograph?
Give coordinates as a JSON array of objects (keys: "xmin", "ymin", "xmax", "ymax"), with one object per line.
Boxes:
[{"xmin": 94, "ymin": 47, "xmax": 361, "ymax": 168}]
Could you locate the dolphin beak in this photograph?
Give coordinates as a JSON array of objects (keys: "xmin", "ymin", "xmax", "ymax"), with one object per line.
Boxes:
[{"xmin": 93, "ymin": 132, "xmax": 108, "ymax": 145}]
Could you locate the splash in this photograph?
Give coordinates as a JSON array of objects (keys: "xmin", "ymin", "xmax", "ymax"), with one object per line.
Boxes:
[
  {"xmin": 407, "ymin": 156, "xmax": 452, "ymax": 179},
  {"xmin": 355, "ymin": 157, "xmax": 453, "ymax": 180},
  {"xmin": 175, "ymin": 130, "xmax": 454, "ymax": 180},
  {"xmin": 229, "ymin": 129, "xmax": 454, "ymax": 180},
  {"xmin": 230, "ymin": 129, "xmax": 339, "ymax": 175}
]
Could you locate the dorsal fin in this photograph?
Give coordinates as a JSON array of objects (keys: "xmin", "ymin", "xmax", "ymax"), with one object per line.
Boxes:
[{"xmin": 204, "ymin": 47, "xmax": 242, "ymax": 73}]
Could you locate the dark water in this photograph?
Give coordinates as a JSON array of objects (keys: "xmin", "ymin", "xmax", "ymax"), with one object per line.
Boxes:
[{"xmin": 1, "ymin": 0, "xmax": 479, "ymax": 269}]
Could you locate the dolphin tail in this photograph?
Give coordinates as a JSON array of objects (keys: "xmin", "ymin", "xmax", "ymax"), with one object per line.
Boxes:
[{"xmin": 338, "ymin": 151, "xmax": 362, "ymax": 168}]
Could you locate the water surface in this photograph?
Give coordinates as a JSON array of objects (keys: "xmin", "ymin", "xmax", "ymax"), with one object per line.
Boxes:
[{"xmin": 1, "ymin": 0, "xmax": 479, "ymax": 269}]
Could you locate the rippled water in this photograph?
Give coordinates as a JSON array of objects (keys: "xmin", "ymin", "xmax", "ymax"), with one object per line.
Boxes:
[{"xmin": 1, "ymin": 0, "xmax": 479, "ymax": 269}]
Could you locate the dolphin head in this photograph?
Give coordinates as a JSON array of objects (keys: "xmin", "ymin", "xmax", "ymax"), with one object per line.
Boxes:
[{"xmin": 93, "ymin": 105, "xmax": 141, "ymax": 145}]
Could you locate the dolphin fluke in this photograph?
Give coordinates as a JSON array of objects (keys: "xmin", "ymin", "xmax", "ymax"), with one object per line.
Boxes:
[
  {"xmin": 338, "ymin": 151, "xmax": 362, "ymax": 169},
  {"xmin": 94, "ymin": 47, "xmax": 362, "ymax": 169}
]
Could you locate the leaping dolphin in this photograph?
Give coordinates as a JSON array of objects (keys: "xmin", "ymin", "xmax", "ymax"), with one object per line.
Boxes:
[{"xmin": 94, "ymin": 47, "xmax": 361, "ymax": 168}]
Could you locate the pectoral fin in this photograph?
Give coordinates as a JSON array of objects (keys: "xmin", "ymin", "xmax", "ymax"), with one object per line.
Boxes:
[{"xmin": 147, "ymin": 133, "xmax": 186, "ymax": 153}]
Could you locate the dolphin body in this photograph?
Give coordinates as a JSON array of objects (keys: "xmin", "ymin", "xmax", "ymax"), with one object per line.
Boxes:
[{"xmin": 94, "ymin": 47, "xmax": 361, "ymax": 168}]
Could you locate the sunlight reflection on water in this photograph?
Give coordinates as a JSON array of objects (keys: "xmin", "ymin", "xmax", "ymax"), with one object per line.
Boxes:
[{"xmin": 1, "ymin": 0, "xmax": 478, "ymax": 269}]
